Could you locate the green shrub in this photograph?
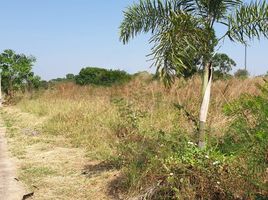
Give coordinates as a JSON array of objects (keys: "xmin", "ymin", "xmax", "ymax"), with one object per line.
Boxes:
[
  {"xmin": 66, "ymin": 73, "xmax": 75, "ymax": 80},
  {"xmin": 213, "ymin": 70, "xmax": 233, "ymax": 80},
  {"xmin": 220, "ymin": 81, "xmax": 268, "ymax": 195},
  {"xmin": 114, "ymin": 128, "xmax": 251, "ymax": 199},
  {"xmin": 112, "ymin": 99, "xmax": 261, "ymax": 199},
  {"xmin": 112, "ymin": 98, "xmax": 147, "ymax": 138},
  {"xmin": 234, "ymin": 69, "xmax": 250, "ymax": 79},
  {"xmin": 75, "ymin": 67, "xmax": 131, "ymax": 86}
]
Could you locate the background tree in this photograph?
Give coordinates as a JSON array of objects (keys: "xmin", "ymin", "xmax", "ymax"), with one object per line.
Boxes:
[
  {"xmin": 0, "ymin": 49, "xmax": 36, "ymax": 98},
  {"xmin": 212, "ymin": 53, "xmax": 236, "ymax": 79},
  {"xmin": 120, "ymin": 0, "xmax": 268, "ymax": 148},
  {"xmin": 234, "ymin": 69, "xmax": 249, "ymax": 79},
  {"xmin": 26, "ymin": 73, "xmax": 42, "ymax": 91},
  {"xmin": 75, "ymin": 67, "xmax": 131, "ymax": 86},
  {"xmin": 66, "ymin": 73, "xmax": 75, "ymax": 80}
]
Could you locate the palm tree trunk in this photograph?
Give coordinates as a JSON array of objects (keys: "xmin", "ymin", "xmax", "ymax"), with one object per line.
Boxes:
[{"xmin": 198, "ymin": 62, "xmax": 213, "ymax": 149}]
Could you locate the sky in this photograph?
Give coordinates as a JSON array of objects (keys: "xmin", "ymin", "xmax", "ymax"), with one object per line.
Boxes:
[{"xmin": 0, "ymin": 0, "xmax": 267, "ymax": 80}]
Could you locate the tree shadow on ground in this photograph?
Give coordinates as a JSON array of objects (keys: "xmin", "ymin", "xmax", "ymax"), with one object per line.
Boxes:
[
  {"xmin": 82, "ymin": 161, "xmax": 115, "ymax": 178},
  {"xmin": 82, "ymin": 161, "xmax": 127, "ymax": 200},
  {"xmin": 106, "ymin": 173, "xmax": 128, "ymax": 200}
]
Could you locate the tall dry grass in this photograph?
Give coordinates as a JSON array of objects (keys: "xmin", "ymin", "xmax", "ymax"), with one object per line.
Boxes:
[{"xmin": 16, "ymin": 75, "xmax": 264, "ymax": 159}]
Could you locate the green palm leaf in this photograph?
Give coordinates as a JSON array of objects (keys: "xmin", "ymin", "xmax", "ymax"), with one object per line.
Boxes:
[
  {"xmin": 119, "ymin": 0, "xmax": 196, "ymax": 44},
  {"xmin": 227, "ymin": 0, "xmax": 268, "ymax": 43},
  {"xmin": 149, "ymin": 12, "xmax": 206, "ymax": 85}
]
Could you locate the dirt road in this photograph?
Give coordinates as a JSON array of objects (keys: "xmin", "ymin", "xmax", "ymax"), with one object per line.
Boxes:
[{"xmin": 0, "ymin": 119, "xmax": 25, "ymax": 200}]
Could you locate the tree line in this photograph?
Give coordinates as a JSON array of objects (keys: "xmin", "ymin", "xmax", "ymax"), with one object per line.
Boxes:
[
  {"xmin": 0, "ymin": 48, "xmax": 254, "ymax": 101},
  {"xmin": 0, "ymin": 49, "xmax": 132, "ymax": 99}
]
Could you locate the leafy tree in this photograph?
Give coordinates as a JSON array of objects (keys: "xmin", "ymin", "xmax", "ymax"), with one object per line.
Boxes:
[
  {"xmin": 212, "ymin": 53, "xmax": 236, "ymax": 78},
  {"xmin": 0, "ymin": 49, "xmax": 36, "ymax": 97},
  {"xmin": 39, "ymin": 80, "xmax": 49, "ymax": 89},
  {"xmin": 48, "ymin": 74, "xmax": 75, "ymax": 84},
  {"xmin": 120, "ymin": 0, "xmax": 268, "ymax": 148},
  {"xmin": 75, "ymin": 67, "xmax": 131, "ymax": 86},
  {"xmin": 234, "ymin": 69, "xmax": 249, "ymax": 79},
  {"xmin": 27, "ymin": 73, "xmax": 42, "ymax": 91},
  {"xmin": 50, "ymin": 78, "xmax": 66, "ymax": 83},
  {"xmin": 66, "ymin": 73, "xmax": 75, "ymax": 80}
]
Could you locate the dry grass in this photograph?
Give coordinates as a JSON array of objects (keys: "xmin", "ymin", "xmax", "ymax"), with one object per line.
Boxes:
[
  {"xmin": 1, "ymin": 75, "xmax": 265, "ymax": 199},
  {"xmin": 12, "ymin": 76, "xmax": 264, "ymax": 159},
  {"xmin": 1, "ymin": 107, "xmax": 119, "ymax": 200},
  {"xmin": 18, "ymin": 75, "xmax": 263, "ymax": 140}
]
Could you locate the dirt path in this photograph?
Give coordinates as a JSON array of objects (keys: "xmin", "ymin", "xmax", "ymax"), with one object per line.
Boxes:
[
  {"xmin": 0, "ymin": 118, "xmax": 25, "ymax": 200},
  {"xmin": 0, "ymin": 107, "xmax": 122, "ymax": 200}
]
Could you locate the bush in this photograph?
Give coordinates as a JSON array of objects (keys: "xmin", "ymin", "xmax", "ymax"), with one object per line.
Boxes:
[
  {"xmin": 39, "ymin": 80, "xmax": 49, "ymax": 89},
  {"xmin": 234, "ymin": 69, "xmax": 249, "ymax": 79},
  {"xmin": 66, "ymin": 73, "xmax": 75, "ymax": 80},
  {"xmin": 114, "ymin": 130, "xmax": 248, "ymax": 199},
  {"xmin": 75, "ymin": 67, "xmax": 131, "ymax": 86},
  {"xmin": 213, "ymin": 70, "xmax": 233, "ymax": 80},
  {"xmin": 112, "ymin": 99, "xmax": 263, "ymax": 199},
  {"xmin": 220, "ymin": 81, "xmax": 268, "ymax": 196}
]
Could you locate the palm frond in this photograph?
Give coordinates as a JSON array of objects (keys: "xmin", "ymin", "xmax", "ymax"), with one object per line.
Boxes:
[
  {"xmin": 196, "ymin": 0, "xmax": 242, "ymax": 26},
  {"xmin": 119, "ymin": 0, "xmax": 196, "ymax": 44},
  {"xmin": 150, "ymin": 12, "xmax": 206, "ymax": 86},
  {"xmin": 227, "ymin": 0, "xmax": 268, "ymax": 43}
]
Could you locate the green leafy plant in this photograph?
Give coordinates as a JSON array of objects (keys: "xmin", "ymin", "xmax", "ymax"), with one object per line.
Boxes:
[
  {"xmin": 220, "ymin": 81, "xmax": 268, "ymax": 194},
  {"xmin": 112, "ymin": 99, "xmax": 263, "ymax": 199},
  {"xmin": 114, "ymin": 124, "xmax": 256, "ymax": 199},
  {"xmin": 65, "ymin": 73, "xmax": 75, "ymax": 80},
  {"xmin": 75, "ymin": 67, "xmax": 131, "ymax": 86},
  {"xmin": 212, "ymin": 53, "xmax": 236, "ymax": 80},
  {"xmin": 0, "ymin": 49, "xmax": 37, "ymax": 98},
  {"xmin": 234, "ymin": 69, "xmax": 250, "ymax": 79},
  {"xmin": 112, "ymin": 98, "xmax": 147, "ymax": 138}
]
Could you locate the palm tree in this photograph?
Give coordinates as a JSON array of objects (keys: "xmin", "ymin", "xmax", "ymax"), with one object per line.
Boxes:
[{"xmin": 119, "ymin": 0, "xmax": 268, "ymax": 148}]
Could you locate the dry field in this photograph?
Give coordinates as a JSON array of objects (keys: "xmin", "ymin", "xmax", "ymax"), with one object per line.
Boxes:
[{"xmin": 1, "ymin": 75, "xmax": 264, "ymax": 199}]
